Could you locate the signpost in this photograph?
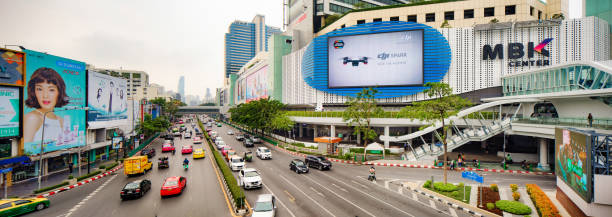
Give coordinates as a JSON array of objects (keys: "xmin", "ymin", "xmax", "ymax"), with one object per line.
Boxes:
[
  {"xmin": 1, "ymin": 168, "xmax": 12, "ymax": 199},
  {"xmin": 462, "ymin": 171, "xmax": 483, "ymax": 204}
]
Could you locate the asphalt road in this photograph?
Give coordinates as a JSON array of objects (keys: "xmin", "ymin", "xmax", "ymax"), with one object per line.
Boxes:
[{"xmin": 27, "ymin": 122, "xmax": 231, "ymax": 217}]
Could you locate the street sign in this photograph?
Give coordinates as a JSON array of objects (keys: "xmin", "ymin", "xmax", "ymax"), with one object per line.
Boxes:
[{"xmin": 461, "ymin": 171, "xmax": 483, "ymax": 183}]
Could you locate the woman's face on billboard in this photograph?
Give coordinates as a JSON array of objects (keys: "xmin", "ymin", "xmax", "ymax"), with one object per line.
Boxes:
[{"xmin": 35, "ymin": 81, "xmax": 59, "ymax": 110}]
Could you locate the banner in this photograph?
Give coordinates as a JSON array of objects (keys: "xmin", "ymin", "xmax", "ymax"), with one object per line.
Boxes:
[
  {"xmin": 0, "ymin": 86, "xmax": 20, "ymax": 138},
  {"xmin": 23, "ymin": 50, "xmax": 86, "ymax": 155},
  {"xmin": 112, "ymin": 137, "xmax": 123, "ymax": 149},
  {"xmin": 555, "ymin": 128, "xmax": 592, "ymax": 202},
  {"xmin": 87, "ymin": 71, "xmax": 128, "ymax": 128},
  {"xmin": 246, "ymin": 65, "xmax": 269, "ymax": 102},
  {"xmin": 0, "ymin": 48, "xmax": 25, "ymax": 86}
]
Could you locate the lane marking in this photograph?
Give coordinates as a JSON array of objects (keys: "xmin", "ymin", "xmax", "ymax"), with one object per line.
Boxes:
[
  {"xmin": 262, "ymin": 183, "xmax": 297, "ymax": 217},
  {"xmin": 302, "ymin": 175, "xmax": 375, "ymax": 217},
  {"xmin": 449, "ymin": 206, "xmax": 459, "ymax": 217},
  {"xmin": 412, "ymin": 192, "xmax": 418, "ymax": 201},
  {"xmin": 310, "ymin": 187, "xmax": 325, "ymax": 198},
  {"xmin": 351, "ymin": 180, "xmax": 370, "ymax": 189},
  {"xmin": 429, "ymin": 200, "xmax": 437, "ymax": 209},
  {"xmin": 398, "ymin": 186, "xmax": 403, "ymax": 194},
  {"xmin": 331, "ymin": 183, "xmax": 348, "ymax": 192},
  {"xmin": 284, "ymin": 190, "xmax": 296, "ymax": 202},
  {"xmin": 65, "ymin": 173, "xmax": 117, "ymax": 217},
  {"xmin": 279, "ymin": 174, "xmax": 337, "ymax": 217}
]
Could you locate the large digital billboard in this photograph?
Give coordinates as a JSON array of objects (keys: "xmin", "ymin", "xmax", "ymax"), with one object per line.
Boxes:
[
  {"xmin": 0, "ymin": 48, "xmax": 25, "ymax": 86},
  {"xmin": 327, "ymin": 30, "xmax": 423, "ymax": 88},
  {"xmin": 23, "ymin": 50, "xmax": 87, "ymax": 155},
  {"xmin": 246, "ymin": 65, "xmax": 268, "ymax": 102},
  {"xmin": 555, "ymin": 128, "xmax": 592, "ymax": 202},
  {"xmin": 87, "ymin": 71, "xmax": 128, "ymax": 129},
  {"xmin": 0, "ymin": 86, "xmax": 20, "ymax": 138}
]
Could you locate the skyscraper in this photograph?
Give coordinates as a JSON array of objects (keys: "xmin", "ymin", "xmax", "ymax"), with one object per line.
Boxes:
[
  {"xmin": 224, "ymin": 15, "xmax": 281, "ymax": 78},
  {"xmin": 205, "ymin": 88, "xmax": 212, "ymax": 103},
  {"xmin": 178, "ymin": 76, "xmax": 185, "ymax": 103}
]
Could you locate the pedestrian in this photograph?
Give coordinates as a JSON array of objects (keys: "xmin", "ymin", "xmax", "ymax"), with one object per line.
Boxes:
[
  {"xmin": 588, "ymin": 113, "xmax": 593, "ymax": 127},
  {"xmin": 68, "ymin": 162, "xmax": 73, "ymax": 173}
]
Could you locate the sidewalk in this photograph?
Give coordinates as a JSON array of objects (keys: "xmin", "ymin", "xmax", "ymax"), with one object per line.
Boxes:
[{"xmin": 0, "ymin": 160, "xmax": 118, "ymax": 197}]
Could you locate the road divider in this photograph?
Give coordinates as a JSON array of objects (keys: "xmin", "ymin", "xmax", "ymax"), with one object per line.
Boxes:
[{"xmin": 36, "ymin": 164, "xmax": 123, "ymax": 198}]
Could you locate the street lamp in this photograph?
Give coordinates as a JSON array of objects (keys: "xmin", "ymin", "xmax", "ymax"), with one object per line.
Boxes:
[{"xmin": 38, "ymin": 106, "xmax": 89, "ymax": 190}]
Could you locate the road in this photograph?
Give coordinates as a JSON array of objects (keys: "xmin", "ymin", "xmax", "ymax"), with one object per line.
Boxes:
[{"xmin": 28, "ymin": 122, "xmax": 231, "ymax": 217}]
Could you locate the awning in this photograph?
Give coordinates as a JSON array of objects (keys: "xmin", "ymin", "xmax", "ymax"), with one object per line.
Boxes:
[
  {"xmin": 314, "ymin": 137, "xmax": 342, "ymax": 143},
  {"xmin": 0, "ymin": 156, "xmax": 31, "ymax": 167}
]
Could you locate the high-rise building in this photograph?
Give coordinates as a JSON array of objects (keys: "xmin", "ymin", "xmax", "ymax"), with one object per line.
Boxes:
[
  {"xmin": 178, "ymin": 76, "xmax": 185, "ymax": 103},
  {"xmin": 584, "ymin": 0, "xmax": 612, "ymax": 58},
  {"xmin": 205, "ymin": 88, "xmax": 212, "ymax": 103},
  {"xmin": 224, "ymin": 15, "xmax": 281, "ymax": 78}
]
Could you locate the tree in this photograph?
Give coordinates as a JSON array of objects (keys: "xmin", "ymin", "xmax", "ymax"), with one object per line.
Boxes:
[
  {"xmin": 324, "ymin": 14, "xmax": 341, "ymax": 26},
  {"xmin": 440, "ymin": 20, "xmax": 452, "ymax": 28},
  {"xmin": 551, "ymin": 13, "xmax": 565, "ymax": 20},
  {"xmin": 342, "ymin": 88, "xmax": 383, "ymax": 159},
  {"xmin": 490, "ymin": 18, "xmax": 499, "ymax": 23},
  {"xmin": 200, "ymin": 102, "xmax": 216, "ymax": 106},
  {"xmin": 269, "ymin": 112, "xmax": 294, "ymax": 142},
  {"xmin": 399, "ymin": 82, "xmax": 471, "ymax": 184},
  {"xmin": 353, "ymin": 2, "xmax": 368, "ymax": 9},
  {"xmin": 229, "ymin": 98, "xmax": 289, "ymax": 136},
  {"xmin": 136, "ymin": 114, "xmax": 170, "ymax": 137}
]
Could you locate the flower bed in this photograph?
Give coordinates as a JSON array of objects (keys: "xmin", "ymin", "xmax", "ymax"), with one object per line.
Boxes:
[
  {"xmin": 477, "ymin": 186, "xmax": 503, "ymax": 216},
  {"xmin": 526, "ymin": 184, "xmax": 561, "ymax": 217}
]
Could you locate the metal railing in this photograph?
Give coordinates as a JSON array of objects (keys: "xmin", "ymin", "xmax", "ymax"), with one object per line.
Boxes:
[
  {"xmin": 514, "ymin": 117, "xmax": 612, "ymax": 130},
  {"xmin": 285, "ymin": 110, "xmax": 501, "ymax": 120}
]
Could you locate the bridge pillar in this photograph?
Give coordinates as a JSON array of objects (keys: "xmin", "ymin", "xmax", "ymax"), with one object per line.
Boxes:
[
  {"xmin": 384, "ymin": 126, "xmax": 390, "ymax": 149},
  {"xmin": 313, "ymin": 125, "xmax": 318, "ymax": 138},
  {"xmin": 330, "ymin": 125, "xmax": 335, "ymax": 138},
  {"xmin": 538, "ymin": 138, "xmax": 550, "ymax": 170},
  {"xmin": 299, "ymin": 124, "xmax": 303, "ymax": 138}
]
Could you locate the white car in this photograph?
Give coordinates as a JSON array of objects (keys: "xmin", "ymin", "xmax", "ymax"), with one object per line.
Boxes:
[
  {"xmin": 227, "ymin": 130, "xmax": 234, "ymax": 135},
  {"xmin": 216, "ymin": 141, "xmax": 226, "ymax": 149},
  {"xmin": 229, "ymin": 156, "xmax": 245, "ymax": 171},
  {"xmin": 256, "ymin": 147, "xmax": 272, "ymax": 160},
  {"xmin": 252, "ymin": 194, "xmax": 276, "ymax": 217},
  {"xmin": 239, "ymin": 168, "xmax": 262, "ymax": 189}
]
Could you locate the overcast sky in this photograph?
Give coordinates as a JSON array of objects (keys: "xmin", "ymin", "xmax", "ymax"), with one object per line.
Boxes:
[{"xmin": 1, "ymin": 0, "xmax": 581, "ymax": 98}]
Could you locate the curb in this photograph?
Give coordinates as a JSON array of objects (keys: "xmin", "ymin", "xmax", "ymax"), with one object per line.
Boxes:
[
  {"xmin": 36, "ymin": 164, "xmax": 123, "ymax": 198},
  {"xmin": 406, "ymin": 184, "xmax": 486, "ymax": 217}
]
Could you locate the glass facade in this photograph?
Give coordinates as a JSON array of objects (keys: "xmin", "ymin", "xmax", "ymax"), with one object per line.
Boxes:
[
  {"xmin": 224, "ymin": 21, "xmax": 280, "ymax": 78},
  {"xmin": 585, "ymin": 0, "xmax": 612, "ymax": 33}
]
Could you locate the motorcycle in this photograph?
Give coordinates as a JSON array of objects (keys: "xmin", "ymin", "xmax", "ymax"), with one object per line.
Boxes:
[
  {"xmin": 367, "ymin": 173, "xmax": 376, "ymax": 181},
  {"xmin": 183, "ymin": 163, "xmax": 189, "ymax": 170}
]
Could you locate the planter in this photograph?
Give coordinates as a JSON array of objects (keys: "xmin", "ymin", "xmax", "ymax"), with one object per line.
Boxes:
[
  {"xmin": 67, "ymin": 178, "xmax": 77, "ymax": 185},
  {"xmin": 477, "ymin": 186, "xmax": 503, "ymax": 216}
]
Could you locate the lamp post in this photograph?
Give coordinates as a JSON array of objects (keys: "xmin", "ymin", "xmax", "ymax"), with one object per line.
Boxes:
[{"xmin": 38, "ymin": 106, "xmax": 88, "ymax": 190}]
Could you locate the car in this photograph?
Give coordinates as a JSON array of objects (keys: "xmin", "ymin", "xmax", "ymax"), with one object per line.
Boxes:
[
  {"xmin": 164, "ymin": 139, "xmax": 174, "ymax": 145},
  {"xmin": 161, "ymin": 143, "xmax": 175, "ymax": 152},
  {"xmin": 179, "ymin": 120, "xmax": 184, "ymax": 124},
  {"xmin": 173, "ymin": 131, "xmax": 181, "ymax": 137},
  {"xmin": 221, "ymin": 146, "xmax": 233, "ymax": 157},
  {"xmin": 251, "ymin": 136, "xmax": 262, "ymax": 144},
  {"xmin": 214, "ymin": 136, "xmax": 223, "ymax": 143},
  {"xmin": 290, "ymin": 159, "xmax": 309, "ymax": 174},
  {"xmin": 193, "ymin": 137, "xmax": 202, "ymax": 144},
  {"xmin": 0, "ymin": 197, "xmax": 49, "ymax": 217},
  {"xmin": 172, "ymin": 127, "xmax": 179, "ymax": 133},
  {"xmin": 158, "ymin": 157, "xmax": 169, "ymax": 169},
  {"xmin": 193, "ymin": 148, "xmax": 205, "ymax": 159},
  {"xmin": 229, "ymin": 156, "xmax": 245, "ymax": 171},
  {"xmin": 305, "ymin": 155, "xmax": 332, "ymax": 170},
  {"xmin": 227, "ymin": 130, "xmax": 234, "ymax": 135},
  {"xmin": 243, "ymin": 139, "xmax": 254, "ymax": 147},
  {"xmin": 225, "ymin": 150, "xmax": 237, "ymax": 161},
  {"xmin": 256, "ymin": 147, "xmax": 272, "ymax": 160},
  {"xmin": 196, "ymin": 131, "xmax": 203, "ymax": 136},
  {"xmin": 141, "ymin": 148, "xmax": 156, "ymax": 158},
  {"xmin": 160, "ymin": 176, "xmax": 186, "ymax": 197},
  {"xmin": 238, "ymin": 168, "xmax": 262, "ymax": 189},
  {"xmin": 252, "ymin": 194, "xmax": 277, "ymax": 217},
  {"xmin": 216, "ymin": 141, "xmax": 227, "ymax": 150},
  {"xmin": 184, "ymin": 133, "xmax": 191, "ymax": 139},
  {"xmin": 121, "ymin": 179, "xmax": 152, "ymax": 200},
  {"xmin": 217, "ymin": 123, "xmax": 222, "ymax": 127},
  {"xmin": 235, "ymin": 134, "xmax": 245, "ymax": 141},
  {"xmin": 181, "ymin": 145, "xmax": 193, "ymax": 154},
  {"xmin": 205, "ymin": 128, "xmax": 212, "ymax": 132}
]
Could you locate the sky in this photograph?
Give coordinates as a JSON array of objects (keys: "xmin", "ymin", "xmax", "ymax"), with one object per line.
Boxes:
[
  {"xmin": 0, "ymin": 1, "xmax": 581, "ymax": 97},
  {"xmin": 0, "ymin": 0, "xmax": 283, "ymax": 97}
]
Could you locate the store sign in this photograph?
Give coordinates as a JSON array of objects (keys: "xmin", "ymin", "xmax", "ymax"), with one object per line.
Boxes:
[
  {"xmin": 482, "ymin": 38, "xmax": 553, "ymax": 67},
  {"xmin": 0, "ymin": 86, "xmax": 20, "ymax": 138}
]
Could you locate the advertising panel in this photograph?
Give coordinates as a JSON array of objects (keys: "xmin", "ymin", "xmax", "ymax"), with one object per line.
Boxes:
[
  {"xmin": 237, "ymin": 78, "xmax": 246, "ymax": 101},
  {"xmin": 87, "ymin": 71, "xmax": 128, "ymax": 129},
  {"xmin": 112, "ymin": 137, "xmax": 122, "ymax": 149},
  {"xmin": 23, "ymin": 50, "xmax": 86, "ymax": 155},
  {"xmin": 555, "ymin": 128, "xmax": 592, "ymax": 202},
  {"xmin": 327, "ymin": 30, "xmax": 424, "ymax": 88},
  {"xmin": 0, "ymin": 48, "xmax": 25, "ymax": 86},
  {"xmin": 245, "ymin": 65, "xmax": 268, "ymax": 102},
  {"xmin": 0, "ymin": 86, "xmax": 20, "ymax": 138}
]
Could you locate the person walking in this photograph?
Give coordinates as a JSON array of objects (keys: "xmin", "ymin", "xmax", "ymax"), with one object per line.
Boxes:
[
  {"xmin": 588, "ymin": 113, "xmax": 593, "ymax": 127},
  {"xmin": 68, "ymin": 162, "xmax": 73, "ymax": 174}
]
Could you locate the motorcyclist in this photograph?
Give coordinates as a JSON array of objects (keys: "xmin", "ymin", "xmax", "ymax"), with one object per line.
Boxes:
[
  {"xmin": 172, "ymin": 148, "xmax": 176, "ymax": 155},
  {"xmin": 368, "ymin": 166, "xmax": 376, "ymax": 181},
  {"xmin": 183, "ymin": 158, "xmax": 189, "ymax": 169}
]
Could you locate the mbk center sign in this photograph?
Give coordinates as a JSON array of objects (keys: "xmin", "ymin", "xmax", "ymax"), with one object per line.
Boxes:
[{"xmin": 482, "ymin": 38, "xmax": 553, "ymax": 67}]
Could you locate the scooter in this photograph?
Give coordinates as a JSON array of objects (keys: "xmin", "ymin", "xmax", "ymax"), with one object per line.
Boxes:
[
  {"xmin": 183, "ymin": 163, "xmax": 189, "ymax": 170},
  {"xmin": 368, "ymin": 173, "xmax": 376, "ymax": 181}
]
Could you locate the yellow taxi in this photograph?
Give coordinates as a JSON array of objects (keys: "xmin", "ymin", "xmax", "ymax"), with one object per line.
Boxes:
[
  {"xmin": 193, "ymin": 148, "xmax": 205, "ymax": 159},
  {"xmin": 0, "ymin": 197, "xmax": 49, "ymax": 217}
]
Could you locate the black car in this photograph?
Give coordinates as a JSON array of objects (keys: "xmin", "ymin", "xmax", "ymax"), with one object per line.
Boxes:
[
  {"xmin": 235, "ymin": 134, "xmax": 245, "ymax": 141},
  {"xmin": 290, "ymin": 159, "xmax": 309, "ymax": 174},
  {"xmin": 243, "ymin": 139, "xmax": 254, "ymax": 147},
  {"xmin": 120, "ymin": 179, "xmax": 151, "ymax": 200},
  {"xmin": 305, "ymin": 156, "xmax": 332, "ymax": 170},
  {"xmin": 158, "ymin": 157, "xmax": 169, "ymax": 169},
  {"xmin": 141, "ymin": 148, "xmax": 156, "ymax": 158}
]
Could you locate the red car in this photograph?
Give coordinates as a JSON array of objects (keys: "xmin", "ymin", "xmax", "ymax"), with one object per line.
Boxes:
[
  {"xmin": 193, "ymin": 137, "xmax": 202, "ymax": 144},
  {"xmin": 221, "ymin": 146, "xmax": 233, "ymax": 157},
  {"xmin": 161, "ymin": 144, "xmax": 175, "ymax": 152},
  {"xmin": 160, "ymin": 176, "xmax": 186, "ymax": 197},
  {"xmin": 181, "ymin": 145, "xmax": 193, "ymax": 154}
]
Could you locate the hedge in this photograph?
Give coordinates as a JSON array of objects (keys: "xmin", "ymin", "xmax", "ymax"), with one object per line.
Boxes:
[
  {"xmin": 434, "ymin": 182, "xmax": 458, "ymax": 192},
  {"xmin": 291, "ymin": 143, "xmax": 317, "ymax": 150},
  {"xmin": 106, "ymin": 162, "xmax": 119, "ymax": 171},
  {"xmin": 34, "ymin": 181, "xmax": 69, "ymax": 194},
  {"xmin": 495, "ymin": 200, "xmax": 532, "ymax": 215},
  {"xmin": 526, "ymin": 184, "xmax": 561, "ymax": 217},
  {"xmin": 77, "ymin": 170, "xmax": 102, "ymax": 181}
]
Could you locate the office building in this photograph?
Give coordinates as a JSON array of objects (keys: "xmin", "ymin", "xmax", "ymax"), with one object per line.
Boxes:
[{"xmin": 178, "ymin": 76, "xmax": 185, "ymax": 103}]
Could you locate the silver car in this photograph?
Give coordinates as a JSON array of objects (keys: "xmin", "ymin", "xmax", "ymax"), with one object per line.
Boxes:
[{"xmin": 252, "ymin": 194, "xmax": 276, "ymax": 217}]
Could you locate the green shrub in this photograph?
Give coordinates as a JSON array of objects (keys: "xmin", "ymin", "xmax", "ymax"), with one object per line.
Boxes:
[
  {"xmin": 77, "ymin": 170, "xmax": 102, "ymax": 181},
  {"xmin": 98, "ymin": 165, "xmax": 106, "ymax": 170},
  {"xmin": 486, "ymin": 202, "xmax": 495, "ymax": 210},
  {"xmin": 106, "ymin": 162, "xmax": 119, "ymax": 170},
  {"xmin": 286, "ymin": 148, "xmax": 296, "ymax": 152},
  {"xmin": 68, "ymin": 175, "xmax": 74, "ymax": 179},
  {"xmin": 451, "ymin": 191, "xmax": 459, "ymax": 197},
  {"xmin": 423, "ymin": 180, "xmax": 432, "ymax": 189},
  {"xmin": 433, "ymin": 182, "xmax": 458, "ymax": 192},
  {"xmin": 490, "ymin": 184, "xmax": 499, "ymax": 192},
  {"xmin": 495, "ymin": 200, "xmax": 532, "ymax": 215},
  {"xmin": 458, "ymin": 182, "xmax": 464, "ymax": 188},
  {"xmin": 33, "ymin": 181, "xmax": 69, "ymax": 194},
  {"xmin": 510, "ymin": 184, "xmax": 518, "ymax": 192}
]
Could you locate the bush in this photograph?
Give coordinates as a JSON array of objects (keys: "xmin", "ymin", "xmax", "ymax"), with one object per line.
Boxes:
[
  {"xmin": 423, "ymin": 180, "xmax": 432, "ymax": 189},
  {"xmin": 458, "ymin": 182, "xmax": 464, "ymax": 188},
  {"xmin": 513, "ymin": 191, "xmax": 521, "ymax": 201},
  {"xmin": 526, "ymin": 184, "xmax": 561, "ymax": 217},
  {"xmin": 486, "ymin": 202, "xmax": 495, "ymax": 210},
  {"xmin": 106, "ymin": 162, "xmax": 119, "ymax": 170},
  {"xmin": 286, "ymin": 148, "xmax": 296, "ymax": 152},
  {"xmin": 33, "ymin": 181, "xmax": 69, "ymax": 194},
  {"xmin": 490, "ymin": 184, "xmax": 499, "ymax": 192},
  {"xmin": 451, "ymin": 191, "xmax": 459, "ymax": 197},
  {"xmin": 68, "ymin": 175, "xmax": 74, "ymax": 179},
  {"xmin": 77, "ymin": 170, "xmax": 102, "ymax": 181},
  {"xmin": 98, "ymin": 165, "xmax": 106, "ymax": 170},
  {"xmin": 433, "ymin": 182, "xmax": 458, "ymax": 192},
  {"xmin": 495, "ymin": 200, "xmax": 532, "ymax": 215},
  {"xmin": 510, "ymin": 184, "xmax": 518, "ymax": 192}
]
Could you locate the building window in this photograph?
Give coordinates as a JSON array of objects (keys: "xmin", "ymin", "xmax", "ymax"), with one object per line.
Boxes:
[
  {"xmin": 444, "ymin": 11, "xmax": 454, "ymax": 20},
  {"xmin": 316, "ymin": 3, "xmax": 323, "ymax": 12},
  {"xmin": 407, "ymin": 15, "xmax": 417, "ymax": 22},
  {"xmin": 357, "ymin": 19, "xmax": 366, "ymax": 24},
  {"xmin": 464, "ymin": 9, "xmax": 474, "ymax": 19},
  {"xmin": 0, "ymin": 140, "xmax": 11, "ymax": 158},
  {"xmin": 505, "ymin": 5, "xmax": 516, "ymax": 15},
  {"xmin": 530, "ymin": 6, "xmax": 534, "ymax": 16},
  {"xmin": 426, "ymin": 13, "xmax": 435, "ymax": 22},
  {"xmin": 373, "ymin": 18, "xmax": 382, "ymax": 22},
  {"xmin": 390, "ymin": 16, "xmax": 399, "ymax": 21},
  {"xmin": 484, "ymin": 7, "xmax": 495, "ymax": 17},
  {"xmin": 538, "ymin": 10, "xmax": 542, "ymax": 19}
]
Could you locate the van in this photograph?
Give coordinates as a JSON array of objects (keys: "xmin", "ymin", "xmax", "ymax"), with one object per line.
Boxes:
[{"xmin": 124, "ymin": 156, "xmax": 152, "ymax": 176}]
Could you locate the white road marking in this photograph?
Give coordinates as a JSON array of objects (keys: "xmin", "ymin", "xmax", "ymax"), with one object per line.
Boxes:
[
  {"xmin": 398, "ymin": 186, "xmax": 403, "ymax": 194},
  {"xmin": 449, "ymin": 207, "xmax": 459, "ymax": 217},
  {"xmin": 302, "ymin": 175, "xmax": 375, "ymax": 217},
  {"xmin": 263, "ymin": 180, "xmax": 306, "ymax": 217},
  {"xmin": 331, "ymin": 183, "xmax": 348, "ymax": 192},
  {"xmin": 429, "ymin": 200, "xmax": 437, "ymax": 209},
  {"xmin": 412, "ymin": 192, "xmax": 418, "ymax": 200},
  {"xmin": 310, "ymin": 187, "xmax": 325, "ymax": 198},
  {"xmin": 351, "ymin": 180, "xmax": 370, "ymax": 189},
  {"xmin": 65, "ymin": 174, "xmax": 117, "ymax": 217}
]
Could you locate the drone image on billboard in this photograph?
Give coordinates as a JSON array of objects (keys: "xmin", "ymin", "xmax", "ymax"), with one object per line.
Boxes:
[{"xmin": 327, "ymin": 30, "xmax": 423, "ymax": 88}]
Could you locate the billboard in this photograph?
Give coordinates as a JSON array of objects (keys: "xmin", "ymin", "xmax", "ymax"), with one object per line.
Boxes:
[
  {"xmin": 245, "ymin": 65, "xmax": 268, "ymax": 102},
  {"xmin": 0, "ymin": 48, "xmax": 25, "ymax": 86},
  {"xmin": 23, "ymin": 50, "xmax": 86, "ymax": 155},
  {"xmin": 112, "ymin": 137, "xmax": 122, "ymax": 149},
  {"xmin": 87, "ymin": 71, "xmax": 128, "ymax": 129},
  {"xmin": 0, "ymin": 86, "xmax": 20, "ymax": 138},
  {"xmin": 555, "ymin": 128, "xmax": 592, "ymax": 202},
  {"xmin": 327, "ymin": 30, "xmax": 424, "ymax": 88},
  {"xmin": 237, "ymin": 78, "xmax": 246, "ymax": 102}
]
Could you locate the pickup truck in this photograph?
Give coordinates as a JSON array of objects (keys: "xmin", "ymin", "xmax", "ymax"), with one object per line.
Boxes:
[{"xmin": 124, "ymin": 156, "xmax": 152, "ymax": 176}]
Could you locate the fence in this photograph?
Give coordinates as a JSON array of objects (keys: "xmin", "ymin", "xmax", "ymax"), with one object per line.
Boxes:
[{"xmin": 128, "ymin": 132, "xmax": 160, "ymax": 157}]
